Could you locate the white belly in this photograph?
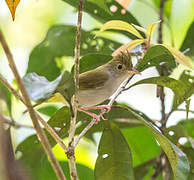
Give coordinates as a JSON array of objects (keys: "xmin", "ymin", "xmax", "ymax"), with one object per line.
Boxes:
[{"xmin": 78, "ymin": 73, "xmax": 129, "ymax": 107}]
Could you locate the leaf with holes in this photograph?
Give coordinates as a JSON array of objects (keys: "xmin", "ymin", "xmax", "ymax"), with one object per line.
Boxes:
[
  {"xmin": 95, "ymin": 20, "xmax": 144, "ymax": 39},
  {"xmin": 88, "ymin": 0, "xmax": 110, "ymax": 14},
  {"xmin": 94, "ymin": 122, "xmax": 134, "ymax": 180},
  {"xmin": 172, "ymin": 70, "xmax": 194, "ymax": 110},
  {"xmin": 5, "ymin": 0, "xmax": 20, "ymax": 20},
  {"xmin": 137, "ymin": 45, "xmax": 176, "ymax": 72},
  {"xmin": 124, "ymin": 106, "xmax": 190, "ymax": 180},
  {"xmin": 62, "ymin": 0, "xmax": 142, "ymax": 39}
]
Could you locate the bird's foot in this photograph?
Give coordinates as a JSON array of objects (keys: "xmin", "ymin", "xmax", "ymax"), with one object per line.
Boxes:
[
  {"xmin": 78, "ymin": 105, "xmax": 111, "ymax": 123},
  {"xmin": 82, "ymin": 105, "xmax": 111, "ymax": 113}
]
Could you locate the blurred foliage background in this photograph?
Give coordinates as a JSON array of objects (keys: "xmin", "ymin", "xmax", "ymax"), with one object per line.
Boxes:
[{"xmin": 0, "ymin": 0, "xmax": 194, "ymax": 179}]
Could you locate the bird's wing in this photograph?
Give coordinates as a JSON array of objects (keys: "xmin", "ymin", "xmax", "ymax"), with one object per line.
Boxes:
[{"xmin": 79, "ymin": 70, "xmax": 109, "ymax": 90}]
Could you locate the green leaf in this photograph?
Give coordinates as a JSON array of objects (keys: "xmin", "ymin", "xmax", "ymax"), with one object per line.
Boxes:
[
  {"xmin": 178, "ymin": 118, "xmax": 194, "ymax": 139},
  {"xmin": 124, "ymin": 106, "xmax": 190, "ymax": 180},
  {"xmin": 79, "ymin": 53, "xmax": 112, "ymax": 74},
  {"xmin": 134, "ymin": 158, "xmax": 157, "ymax": 180},
  {"xmin": 22, "ymin": 158, "xmax": 94, "ymax": 180},
  {"xmin": 180, "ymin": 21, "xmax": 194, "ymax": 58},
  {"xmin": 122, "ymin": 127, "xmax": 161, "ymax": 166},
  {"xmin": 94, "ymin": 122, "xmax": 134, "ymax": 180},
  {"xmin": 182, "ymin": 147, "xmax": 194, "ymax": 179},
  {"xmin": 172, "ymin": 70, "xmax": 194, "ymax": 110},
  {"xmin": 62, "ymin": 0, "xmax": 142, "ymax": 39},
  {"xmin": 129, "ymin": 76, "xmax": 188, "ymax": 103},
  {"xmin": 87, "ymin": 0, "xmax": 110, "ymax": 14},
  {"xmin": 0, "ymin": 79, "xmax": 11, "ymax": 113},
  {"xmin": 27, "ymin": 25, "xmax": 122, "ymax": 81},
  {"xmin": 37, "ymin": 105, "xmax": 59, "ymax": 117},
  {"xmin": 136, "ymin": 45, "xmax": 176, "ymax": 72}
]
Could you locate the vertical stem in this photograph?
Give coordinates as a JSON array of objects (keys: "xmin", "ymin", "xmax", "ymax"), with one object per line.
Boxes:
[
  {"xmin": 157, "ymin": 0, "xmax": 166, "ymax": 130},
  {"xmin": 157, "ymin": 1, "xmax": 171, "ymax": 180},
  {"xmin": 0, "ymin": 30, "xmax": 66, "ymax": 180},
  {"xmin": 67, "ymin": 1, "xmax": 84, "ymax": 180}
]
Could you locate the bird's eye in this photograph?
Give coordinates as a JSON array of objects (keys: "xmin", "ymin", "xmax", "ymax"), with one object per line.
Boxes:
[{"xmin": 117, "ymin": 64, "xmax": 123, "ymax": 70}]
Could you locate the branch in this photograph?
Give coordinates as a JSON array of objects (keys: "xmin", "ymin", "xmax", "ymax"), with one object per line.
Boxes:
[
  {"xmin": 0, "ymin": 114, "xmax": 33, "ymax": 129},
  {"xmin": 67, "ymin": 1, "xmax": 84, "ymax": 180},
  {"xmin": 0, "ymin": 68, "xmax": 68, "ymax": 152},
  {"xmin": 0, "ymin": 29, "xmax": 66, "ymax": 180}
]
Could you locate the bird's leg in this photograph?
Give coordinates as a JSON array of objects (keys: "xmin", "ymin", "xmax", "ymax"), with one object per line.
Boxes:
[
  {"xmin": 78, "ymin": 105, "xmax": 111, "ymax": 122},
  {"xmin": 78, "ymin": 108, "xmax": 101, "ymax": 123},
  {"xmin": 82, "ymin": 105, "xmax": 111, "ymax": 113}
]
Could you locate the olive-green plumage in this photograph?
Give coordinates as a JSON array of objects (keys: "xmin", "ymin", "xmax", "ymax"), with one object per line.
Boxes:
[{"xmin": 78, "ymin": 51, "xmax": 138, "ymax": 107}]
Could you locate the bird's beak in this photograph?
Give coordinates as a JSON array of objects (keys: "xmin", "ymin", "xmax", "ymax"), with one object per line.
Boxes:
[{"xmin": 126, "ymin": 68, "xmax": 141, "ymax": 75}]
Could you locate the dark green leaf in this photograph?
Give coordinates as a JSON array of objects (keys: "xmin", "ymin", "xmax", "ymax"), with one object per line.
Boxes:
[
  {"xmin": 27, "ymin": 25, "xmax": 121, "ymax": 80},
  {"xmin": 123, "ymin": 106, "xmax": 190, "ymax": 180},
  {"xmin": 130, "ymin": 77, "xmax": 188, "ymax": 107},
  {"xmin": 178, "ymin": 118, "xmax": 194, "ymax": 138},
  {"xmin": 0, "ymin": 79, "xmax": 11, "ymax": 113},
  {"xmin": 180, "ymin": 21, "xmax": 194, "ymax": 58},
  {"xmin": 172, "ymin": 70, "xmax": 194, "ymax": 110},
  {"xmin": 134, "ymin": 158, "xmax": 157, "ymax": 180},
  {"xmin": 37, "ymin": 105, "xmax": 59, "ymax": 117},
  {"xmin": 137, "ymin": 45, "xmax": 176, "ymax": 72},
  {"xmin": 94, "ymin": 122, "xmax": 134, "ymax": 180},
  {"xmin": 62, "ymin": 0, "xmax": 142, "ymax": 39},
  {"xmin": 182, "ymin": 147, "xmax": 194, "ymax": 179},
  {"xmin": 79, "ymin": 53, "xmax": 112, "ymax": 73}
]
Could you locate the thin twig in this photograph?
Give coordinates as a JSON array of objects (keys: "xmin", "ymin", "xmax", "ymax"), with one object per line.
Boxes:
[
  {"xmin": 0, "ymin": 29, "xmax": 66, "ymax": 180},
  {"xmin": 74, "ymin": 118, "xmax": 96, "ymax": 147},
  {"xmin": 0, "ymin": 71, "xmax": 68, "ymax": 152},
  {"xmin": 0, "ymin": 75, "xmax": 25, "ymax": 104},
  {"xmin": 67, "ymin": 1, "xmax": 84, "ymax": 180},
  {"xmin": 0, "ymin": 114, "xmax": 33, "ymax": 129}
]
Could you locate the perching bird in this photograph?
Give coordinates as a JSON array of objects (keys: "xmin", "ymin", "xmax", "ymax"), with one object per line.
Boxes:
[{"xmin": 75, "ymin": 51, "xmax": 139, "ymax": 121}]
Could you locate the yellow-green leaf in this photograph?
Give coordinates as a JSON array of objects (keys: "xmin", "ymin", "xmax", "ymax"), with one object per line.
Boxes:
[
  {"xmin": 5, "ymin": 0, "xmax": 20, "ymax": 20},
  {"xmin": 163, "ymin": 44, "xmax": 194, "ymax": 69},
  {"xmin": 95, "ymin": 20, "xmax": 144, "ymax": 39},
  {"xmin": 147, "ymin": 20, "xmax": 161, "ymax": 38},
  {"xmin": 132, "ymin": 24, "xmax": 148, "ymax": 35},
  {"xmin": 112, "ymin": 39, "xmax": 145, "ymax": 56}
]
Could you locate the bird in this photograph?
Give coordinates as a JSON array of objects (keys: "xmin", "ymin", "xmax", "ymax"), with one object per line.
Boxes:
[{"xmin": 74, "ymin": 51, "xmax": 139, "ymax": 122}]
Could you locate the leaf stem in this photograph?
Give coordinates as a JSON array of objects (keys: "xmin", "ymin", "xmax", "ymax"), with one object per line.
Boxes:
[{"xmin": 0, "ymin": 29, "xmax": 66, "ymax": 180}]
